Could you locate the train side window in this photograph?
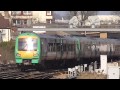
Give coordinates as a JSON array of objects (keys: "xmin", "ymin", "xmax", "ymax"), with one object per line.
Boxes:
[
  {"xmin": 68, "ymin": 44, "xmax": 70, "ymax": 51},
  {"xmin": 66, "ymin": 43, "xmax": 68, "ymax": 51},
  {"xmin": 62, "ymin": 39, "xmax": 66, "ymax": 52},
  {"xmin": 55, "ymin": 39, "xmax": 60, "ymax": 52},
  {"xmin": 41, "ymin": 38, "xmax": 48, "ymax": 54},
  {"xmin": 115, "ymin": 44, "xmax": 120, "ymax": 52},
  {"xmin": 56, "ymin": 43, "xmax": 60, "ymax": 51},
  {"xmin": 52, "ymin": 39, "xmax": 54, "ymax": 52},
  {"xmin": 47, "ymin": 39, "xmax": 56, "ymax": 52},
  {"xmin": 71, "ymin": 44, "xmax": 73, "ymax": 51},
  {"xmin": 63, "ymin": 44, "xmax": 65, "ymax": 51},
  {"xmin": 72, "ymin": 44, "xmax": 74, "ymax": 51},
  {"xmin": 68, "ymin": 44, "xmax": 71, "ymax": 51},
  {"xmin": 48, "ymin": 43, "xmax": 52, "ymax": 52},
  {"xmin": 70, "ymin": 44, "xmax": 73, "ymax": 51}
]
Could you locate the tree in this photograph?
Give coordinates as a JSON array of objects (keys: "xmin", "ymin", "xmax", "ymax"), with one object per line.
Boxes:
[
  {"xmin": 111, "ymin": 11, "xmax": 120, "ymax": 24},
  {"xmin": 69, "ymin": 11, "xmax": 98, "ymax": 27}
]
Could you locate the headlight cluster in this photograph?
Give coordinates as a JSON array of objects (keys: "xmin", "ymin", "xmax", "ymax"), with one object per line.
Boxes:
[
  {"xmin": 16, "ymin": 53, "xmax": 21, "ymax": 57},
  {"xmin": 33, "ymin": 53, "xmax": 39, "ymax": 57}
]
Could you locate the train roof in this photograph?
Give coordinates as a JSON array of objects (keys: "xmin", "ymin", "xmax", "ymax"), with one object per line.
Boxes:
[
  {"xmin": 38, "ymin": 34, "xmax": 58, "ymax": 39},
  {"xmin": 18, "ymin": 33, "xmax": 120, "ymax": 44},
  {"xmin": 75, "ymin": 37, "xmax": 120, "ymax": 44},
  {"xmin": 37, "ymin": 34, "xmax": 76, "ymax": 41}
]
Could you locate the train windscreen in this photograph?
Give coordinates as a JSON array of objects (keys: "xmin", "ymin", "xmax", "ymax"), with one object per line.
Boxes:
[{"xmin": 18, "ymin": 38, "xmax": 37, "ymax": 51}]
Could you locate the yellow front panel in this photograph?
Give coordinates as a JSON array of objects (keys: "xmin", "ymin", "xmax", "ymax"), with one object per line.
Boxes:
[
  {"xmin": 19, "ymin": 36, "xmax": 37, "ymax": 38},
  {"xmin": 18, "ymin": 51, "xmax": 37, "ymax": 58},
  {"xmin": 18, "ymin": 35, "xmax": 38, "ymax": 59}
]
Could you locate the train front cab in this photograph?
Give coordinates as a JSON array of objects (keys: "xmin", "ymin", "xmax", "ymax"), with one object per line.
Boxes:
[{"xmin": 15, "ymin": 33, "xmax": 41, "ymax": 66}]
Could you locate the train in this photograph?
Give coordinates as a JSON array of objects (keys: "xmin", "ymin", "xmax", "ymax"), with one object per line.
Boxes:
[{"xmin": 15, "ymin": 32, "xmax": 120, "ymax": 71}]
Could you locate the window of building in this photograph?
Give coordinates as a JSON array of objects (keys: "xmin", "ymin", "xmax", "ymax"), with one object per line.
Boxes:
[
  {"xmin": 23, "ymin": 20, "xmax": 27, "ymax": 24},
  {"xmin": 12, "ymin": 19, "xmax": 16, "ymax": 25},
  {"xmin": 17, "ymin": 20, "xmax": 21, "ymax": 25},
  {"xmin": 46, "ymin": 11, "xmax": 51, "ymax": 16},
  {"xmin": 12, "ymin": 19, "xmax": 21, "ymax": 25},
  {"xmin": 46, "ymin": 19, "xmax": 51, "ymax": 24},
  {"xmin": 11, "ymin": 11, "xmax": 21, "ymax": 15},
  {"xmin": 23, "ymin": 11, "xmax": 32, "ymax": 15}
]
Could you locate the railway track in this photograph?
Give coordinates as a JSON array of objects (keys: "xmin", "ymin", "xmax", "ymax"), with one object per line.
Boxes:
[
  {"xmin": 0, "ymin": 64, "xmax": 68, "ymax": 79},
  {"xmin": 0, "ymin": 64, "xmax": 18, "ymax": 72}
]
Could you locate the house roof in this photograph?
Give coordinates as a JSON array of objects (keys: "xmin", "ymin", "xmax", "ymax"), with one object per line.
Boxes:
[{"xmin": 0, "ymin": 14, "xmax": 10, "ymax": 29}]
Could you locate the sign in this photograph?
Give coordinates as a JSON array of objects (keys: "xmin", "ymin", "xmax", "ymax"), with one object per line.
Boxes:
[
  {"xmin": 32, "ymin": 26, "xmax": 46, "ymax": 34},
  {"xmin": 33, "ymin": 26, "xmax": 46, "ymax": 28},
  {"xmin": 33, "ymin": 31, "xmax": 46, "ymax": 34}
]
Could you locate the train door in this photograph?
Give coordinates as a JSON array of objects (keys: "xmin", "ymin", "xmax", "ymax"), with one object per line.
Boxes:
[
  {"xmin": 117, "ymin": 42, "xmax": 120, "ymax": 57},
  {"xmin": 84, "ymin": 41, "xmax": 92, "ymax": 58},
  {"xmin": 114, "ymin": 42, "xmax": 120, "ymax": 57},
  {"xmin": 40, "ymin": 38, "xmax": 47, "ymax": 61},
  {"xmin": 61, "ymin": 39, "xmax": 67, "ymax": 60},
  {"xmin": 56, "ymin": 38, "xmax": 61, "ymax": 60},
  {"xmin": 114, "ymin": 43, "xmax": 117, "ymax": 57},
  {"xmin": 46, "ymin": 38, "xmax": 56, "ymax": 60},
  {"xmin": 71, "ymin": 40, "xmax": 75, "ymax": 59},
  {"xmin": 108, "ymin": 41, "xmax": 114, "ymax": 59},
  {"xmin": 109, "ymin": 43, "xmax": 112, "ymax": 58},
  {"xmin": 75, "ymin": 39, "xmax": 80, "ymax": 61},
  {"xmin": 112, "ymin": 42, "xmax": 116, "ymax": 57},
  {"xmin": 105, "ymin": 42, "xmax": 108, "ymax": 55},
  {"xmin": 107, "ymin": 41, "xmax": 111, "ymax": 57},
  {"xmin": 99, "ymin": 41, "xmax": 108, "ymax": 55},
  {"xmin": 95, "ymin": 41, "xmax": 100, "ymax": 58},
  {"xmin": 91, "ymin": 41, "xmax": 96, "ymax": 58},
  {"xmin": 66, "ymin": 40, "xmax": 72, "ymax": 59},
  {"xmin": 80, "ymin": 41, "xmax": 84, "ymax": 58},
  {"xmin": 106, "ymin": 41, "xmax": 110, "ymax": 57},
  {"xmin": 87, "ymin": 41, "xmax": 92, "ymax": 58}
]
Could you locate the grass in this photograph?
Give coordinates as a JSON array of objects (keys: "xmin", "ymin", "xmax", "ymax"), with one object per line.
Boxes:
[{"xmin": 77, "ymin": 72, "xmax": 107, "ymax": 79}]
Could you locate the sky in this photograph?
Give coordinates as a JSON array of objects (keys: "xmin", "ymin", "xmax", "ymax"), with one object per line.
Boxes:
[
  {"xmin": 98, "ymin": 11, "xmax": 111, "ymax": 15},
  {"xmin": 55, "ymin": 11, "xmax": 112, "ymax": 16}
]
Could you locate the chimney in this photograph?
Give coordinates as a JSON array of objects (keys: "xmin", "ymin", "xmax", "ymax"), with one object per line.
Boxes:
[{"xmin": 4, "ymin": 11, "xmax": 10, "ymax": 19}]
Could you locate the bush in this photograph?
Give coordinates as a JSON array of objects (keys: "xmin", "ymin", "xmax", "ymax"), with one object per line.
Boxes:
[{"xmin": 0, "ymin": 40, "xmax": 15, "ymax": 64}]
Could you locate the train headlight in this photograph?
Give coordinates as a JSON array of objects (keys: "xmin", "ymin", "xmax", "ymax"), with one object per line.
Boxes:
[
  {"xmin": 16, "ymin": 53, "xmax": 21, "ymax": 57},
  {"xmin": 33, "ymin": 53, "xmax": 38, "ymax": 57}
]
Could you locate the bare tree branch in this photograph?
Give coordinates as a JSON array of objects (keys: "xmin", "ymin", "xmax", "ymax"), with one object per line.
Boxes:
[{"xmin": 69, "ymin": 11, "xmax": 98, "ymax": 27}]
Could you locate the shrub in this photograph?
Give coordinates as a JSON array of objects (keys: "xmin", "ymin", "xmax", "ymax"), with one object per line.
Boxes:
[{"xmin": 0, "ymin": 40, "xmax": 15, "ymax": 64}]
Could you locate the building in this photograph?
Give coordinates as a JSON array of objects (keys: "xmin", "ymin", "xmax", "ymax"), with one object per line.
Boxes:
[
  {"xmin": 0, "ymin": 14, "xmax": 11, "ymax": 42},
  {"xmin": 0, "ymin": 11, "xmax": 53, "ymax": 28},
  {"xmin": 32, "ymin": 11, "xmax": 53, "ymax": 24},
  {"xmin": 69, "ymin": 15, "xmax": 120, "ymax": 28},
  {"xmin": 88, "ymin": 15, "xmax": 120, "ymax": 25},
  {"xmin": 55, "ymin": 17, "xmax": 69, "ymax": 23}
]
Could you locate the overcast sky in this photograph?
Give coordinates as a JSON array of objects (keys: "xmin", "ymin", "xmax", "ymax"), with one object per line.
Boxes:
[
  {"xmin": 98, "ymin": 11, "xmax": 111, "ymax": 15},
  {"xmin": 55, "ymin": 11, "xmax": 112, "ymax": 16}
]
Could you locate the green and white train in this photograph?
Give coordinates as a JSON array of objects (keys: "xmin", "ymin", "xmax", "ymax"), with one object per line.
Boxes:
[{"xmin": 15, "ymin": 32, "xmax": 120, "ymax": 70}]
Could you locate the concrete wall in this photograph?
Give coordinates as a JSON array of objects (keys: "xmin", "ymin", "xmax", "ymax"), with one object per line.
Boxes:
[
  {"xmin": 0, "ymin": 11, "xmax": 53, "ymax": 24},
  {"xmin": 32, "ymin": 11, "xmax": 53, "ymax": 23},
  {"xmin": 0, "ymin": 29, "xmax": 11, "ymax": 42}
]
